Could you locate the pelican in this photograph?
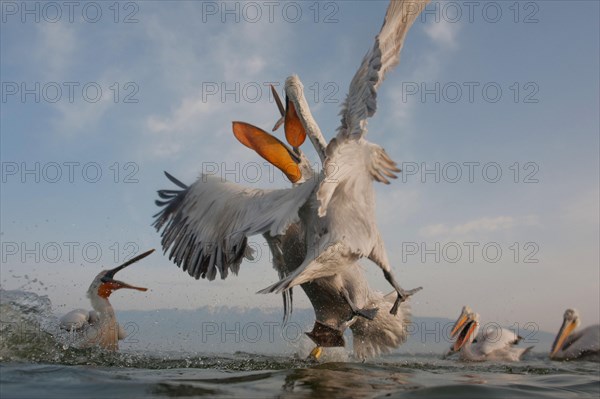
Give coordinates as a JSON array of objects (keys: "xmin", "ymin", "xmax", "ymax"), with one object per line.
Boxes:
[
  {"xmin": 59, "ymin": 249, "xmax": 154, "ymax": 350},
  {"xmin": 153, "ymin": 0, "xmax": 428, "ymax": 357},
  {"xmin": 155, "ymin": 85, "xmax": 413, "ymax": 360},
  {"xmin": 257, "ymin": 0, "xmax": 428, "ymax": 315},
  {"xmin": 447, "ymin": 306, "xmax": 533, "ymax": 362},
  {"xmin": 154, "ymin": 0, "xmax": 426, "ymax": 315},
  {"xmin": 550, "ymin": 309, "xmax": 599, "ymax": 361}
]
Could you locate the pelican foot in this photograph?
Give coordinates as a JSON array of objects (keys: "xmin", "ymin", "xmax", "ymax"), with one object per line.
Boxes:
[
  {"xmin": 390, "ymin": 286, "xmax": 423, "ymax": 315},
  {"xmin": 307, "ymin": 346, "xmax": 323, "ymax": 361},
  {"xmin": 354, "ymin": 307, "xmax": 379, "ymax": 321}
]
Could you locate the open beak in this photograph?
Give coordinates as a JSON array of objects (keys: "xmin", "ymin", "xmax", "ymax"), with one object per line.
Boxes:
[
  {"xmin": 450, "ymin": 307, "xmax": 471, "ymax": 338},
  {"xmin": 99, "ymin": 249, "xmax": 154, "ymax": 297},
  {"xmin": 232, "ymin": 121, "xmax": 302, "ymax": 183},
  {"xmin": 284, "ymin": 94, "xmax": 307, "ymax": 147},
  {"xmin": 551, "ymin": 318, "xmax": 577, "ymax": 357},
  {"xmin": 271, "ymin": 85, "xmax": 285, "ymax": 131},
  {"xmin": 269, "ymin": 84, "xmax": 307, "ymax": 148},
  {"xmin": 453, "ymin": 318, "xmax": 478, "ymax": 352}
]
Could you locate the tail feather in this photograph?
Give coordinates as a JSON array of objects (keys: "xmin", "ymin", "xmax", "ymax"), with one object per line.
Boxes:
[
  {"xmin": 258, "ymin": 271, "xmax": 300, "ymax": 294},
  {"xmin": 351, "ymin": 291, "xmax": 412, "ymax": 360}
]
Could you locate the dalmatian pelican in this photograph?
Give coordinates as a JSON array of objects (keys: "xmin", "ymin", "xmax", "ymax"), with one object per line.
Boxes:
[
  {"xmin": 447, "ymin": 306, "xmax": 533, "ymax": 362},
  {"xmin": 257, "ymin": 0, "xmax": 429, "ymax": 314},
  {"xmin": 59, "ymin": 249, "xmax": 154, "ymax": 350},
  {"xmin": 550, "ymin": 308, "xmax": 599, "ymax": 361},
  {"xmin": 154, "ymin": 84, "xmax": 412, "ymax": 360},
  {"xmin": 153, "ymin": 0, "xmax": 429, "ymax": 356}
]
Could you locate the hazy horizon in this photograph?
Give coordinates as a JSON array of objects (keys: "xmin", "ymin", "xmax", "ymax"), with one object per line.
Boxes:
[{"xmin": 1, "ymin": 1, "xmax": 598, "ymax": 333}]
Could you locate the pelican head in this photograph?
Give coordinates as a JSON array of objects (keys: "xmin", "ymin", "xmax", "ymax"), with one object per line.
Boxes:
[
  {"xmin": 232, "ymin": 83, "xmax": 314, "ymax": 185},
  {"xmin": 450, "ymin": 305, "xmax": 473, "ymax": 338},
  {"xmin": 87, "ymin": 249, "xmax": 153, "ymax": 301},
  {"xmin": 551, "ymin": 308, "xmax": 581, "ymax": 358},
  {"xmin": 451, "ymin": 310, "xmax": 479, "ymax": 352}
]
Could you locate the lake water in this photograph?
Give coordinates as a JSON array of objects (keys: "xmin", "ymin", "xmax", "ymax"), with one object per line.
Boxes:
[{"xmin": 1, "ymin": 290, "xmax": 598, "ymax": 398}]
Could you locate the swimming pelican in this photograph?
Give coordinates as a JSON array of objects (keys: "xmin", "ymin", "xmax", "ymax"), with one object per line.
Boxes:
[
  {"xmin": 550, "ymin": 309, "xmax": 599, "ymax": 361},
  {"xmin": 448, "ymin": 306, "xmax": 533, "ymax": 362},
  {"xmin": 59, "ymin": 249, "xmax": 154, "ymax": 350},
  {"xmin": 258, "ymin": 0, "xmax": 429, "ymax": 315}
]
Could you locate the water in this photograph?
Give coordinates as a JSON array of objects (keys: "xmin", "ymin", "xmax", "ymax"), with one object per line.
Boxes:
[{"xmin": 1, "ymin": 290, "xmax": 598, "ymax": 398}]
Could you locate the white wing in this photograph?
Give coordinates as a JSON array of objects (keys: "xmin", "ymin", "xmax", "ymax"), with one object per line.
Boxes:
[
  {"xmin": 153, "ymin": 172, "xmax": 317, "ymax": 280},
  {"xmin": 60, "ymin": 309, "xmax": 94, "ymax": 331},
  {"xmin": 476, "ymin": 327, "xmax": 521, "ymax": 355},
  {"xmin": 337, "ymin": 0, "xmax": 430, "ymax": 139},
  {"xmin": 318, "ymin": 139, "xmax": 400, "ymax": 220},
  {"xmin": 562, "ymin": 325, "xmax": 600, "ymax": 358}
]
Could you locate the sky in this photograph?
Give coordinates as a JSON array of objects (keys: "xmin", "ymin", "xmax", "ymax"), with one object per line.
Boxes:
[{"xmin": 1, "ymin": 1, "xmax": 598, "ymax": 333}]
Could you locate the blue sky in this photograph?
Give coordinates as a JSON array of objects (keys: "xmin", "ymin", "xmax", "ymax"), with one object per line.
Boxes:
[{"xmin": 1, "ymin": 1, "xmax": 598, "ymax": 332}]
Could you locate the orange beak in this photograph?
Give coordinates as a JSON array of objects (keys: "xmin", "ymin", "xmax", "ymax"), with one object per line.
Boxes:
[
  {"xmin": 284, "ymin": 98, "xmax": 307, "ymax": 147},
  {"xmin": 98, "ymin": 249, "xmax": 153, "ymax": 298},
  {"xmin": 232, "ymin": 121, "xmax": 302, "ymax": 183},
  {"xmin": 551, "ymin": 318, "xmax": 577, "ymax": 357},
  {"xmin": 98, "ymin": 280, "xmax": 147, "ymax": 299}
]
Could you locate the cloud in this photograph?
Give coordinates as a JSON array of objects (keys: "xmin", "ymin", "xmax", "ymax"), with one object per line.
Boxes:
[
  {"xmin": 419, "ymin": 215, "xmax": 540, "ymax": 238},
  {"xmin": 423, "ymin": 19, "xmax": 460, "ymax": 49},
  {"xmin": 140, "ymin": 13, "xmax": 284, "ymax": 160},
  {"xmin": 34, "ymin": 23, "xmax": 78, "ymax": 79}
]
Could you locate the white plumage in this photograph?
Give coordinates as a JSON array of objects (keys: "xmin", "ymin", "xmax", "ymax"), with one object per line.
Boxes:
[
  {"xmin": 258, "ymin": 0, "xmax": 429, "ymax": 315},
  {"xmin": 153, "ymin": 0, "xmax": 428, "ymax": 358},
  {"xmin": 448, "ymin": 306, "xmax": 533, "ymax": 362},
  {"xmin": 550, "ymin": 309, "xmax": 600, "ymax": 361},
  {"xmin": 153, "ymin": 172, "xmax": 317, "ymax": 281},
  {"xmin": 59, "ymin": 250, "xmax": 153, "ymax": 351}
]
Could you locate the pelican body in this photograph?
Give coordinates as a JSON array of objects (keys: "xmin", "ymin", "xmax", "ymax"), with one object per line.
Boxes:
[
  {"xmin": 257, "ymin": 0, "xmax": 430, "ymax": 315},
  {"xmin": 550, "ymin": 309, "xmax": 600, "ymax": 361},
  {"xmin": 155, "ymin": 89, "xmax": 412, "ymax": 359},
  {"xmin": 59, "ymin": 249, "xmax": 153, "ymax": 350},
  {"xmin": 269, "ymin": 218, "xmax": 411, "ymax": 360},
  {"xmin": 153, "ymin": 0, "xmax": 428, "ymax": 358},
  {"xmin": 448, "ymin": 306, "xmax": 533, "ymax": 362}
]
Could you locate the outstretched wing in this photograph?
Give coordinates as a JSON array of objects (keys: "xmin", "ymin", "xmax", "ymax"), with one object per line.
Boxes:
[
  {"xmin": 337, "ymin": 0, "xmax": 430, "ymax": 139},
  {"xmin": 153, "ymin": 172, "xmax": 316, "ymax": 281}
]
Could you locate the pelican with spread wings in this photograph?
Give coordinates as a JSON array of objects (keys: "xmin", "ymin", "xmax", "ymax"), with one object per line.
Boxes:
[
  {"xmin": 154, "ymin": 82, "xmax": 413, "ymax": 359},
  {"xmin": 153, "ymin": 0, "xmax": 427, "ymax": 353},
  {"xmin": 258, "ymin": 1, "xmax": 428, "ymax": 314}
]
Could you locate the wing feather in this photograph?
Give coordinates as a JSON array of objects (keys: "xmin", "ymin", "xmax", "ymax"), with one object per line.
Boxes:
[
  {"xmin": 337, "ymin": 0, "xmax": 430, "ymax": 139},
  {"xmin": 153, "ymin": 172, "xmax": 316, "ymax": 281}
]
